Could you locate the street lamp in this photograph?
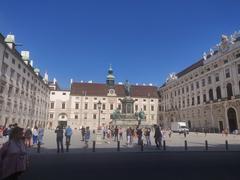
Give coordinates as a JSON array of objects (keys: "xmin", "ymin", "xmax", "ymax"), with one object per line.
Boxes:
[{"xmin": 97, "ymin": 100, "xmax": 102, "ymax": 129}]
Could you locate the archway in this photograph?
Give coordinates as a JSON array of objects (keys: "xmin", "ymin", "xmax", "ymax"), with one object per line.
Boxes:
[{"xmin": 227, "ymin": 108, "xmax": 238, "ymax": 133}]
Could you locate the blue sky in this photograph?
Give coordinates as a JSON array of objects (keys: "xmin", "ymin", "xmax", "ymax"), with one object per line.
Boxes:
[{"xmin": 0, "ymin": 0, "xmax": 239, "ymax": 89}]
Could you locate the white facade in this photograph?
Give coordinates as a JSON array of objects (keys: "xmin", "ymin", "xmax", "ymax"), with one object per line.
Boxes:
[
  {"xmin": 0, "ymin": 33, "xmax": 50, "ymax": 128},
  {"xmin": 159, "ymin": 32, "xmax": 240, "ymax": 133}
]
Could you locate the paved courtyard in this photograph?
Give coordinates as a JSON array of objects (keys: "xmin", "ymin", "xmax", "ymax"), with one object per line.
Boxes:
[{"xmin": 26, "ymin": 129, "xmax": 240, "ymax": 154}]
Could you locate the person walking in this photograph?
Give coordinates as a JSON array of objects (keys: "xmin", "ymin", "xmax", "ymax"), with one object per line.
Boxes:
[
  {"xmin": 0, "ymin": 127, "xmax": 28, "ymax": 180},
  {"xmin": 38, "ymin": 127, "xmax": 44, "ymax": 145},
  {"xmin": 84, "ymin": 127, "xmax": 90, "ymax": 149},
  {"xmin": 154, "ymin": 124, "xmax": 162, "ymax": 149},
  {"xmin": 114, "ymin": 126, "xmax": 119, "ymax": 141},
  {"xmin": 81, "ymin": 126, "xmax": 86, "ymax": 141},
  {"xmin": 136, "ymin": 127, "xmax": 143, "ymax": 145},
  {"xmin": 32, "ymin": 126, "xmax": 38, "ymax": 146},
  {"xmin": 24, "ymin": 127, "xmax": 32, "ymax": 147},
  {"xmin": 119, "ymin": 127, "xmax": 123, "ymax": 141},
  {"xmin": 65, "ymin": 126, "xmax": 72, "ymax": 152},
  {"xmin": 55, "ymin": 125, "xmax": 64, "ymax": 153},
  {"xmin": 145, "ymin": 128, "xmax": 151, "ymax": 146}
]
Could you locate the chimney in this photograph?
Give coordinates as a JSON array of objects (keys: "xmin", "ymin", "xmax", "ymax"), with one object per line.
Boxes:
[
  {"xmin": 5, "ymin": 34, "xmax": 15, "ymax": 49},
  {"xmin": 21, "ymin": 51, "xmax": 30, "ymax": 65}
]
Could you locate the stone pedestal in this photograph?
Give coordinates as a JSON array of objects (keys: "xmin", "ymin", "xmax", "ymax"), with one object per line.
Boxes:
[{"xmin": 95, "ymin": 129, "xmax": 102, "ymax": 144}]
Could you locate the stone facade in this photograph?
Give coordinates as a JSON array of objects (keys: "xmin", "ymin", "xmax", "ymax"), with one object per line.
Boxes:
[
  {"xmin": 158, "ymin": 32, "xmax": 240, "ymax": 133},
  {"xmin": 0, "ymin": 33, "xmax": 50, "ymax": 128}
]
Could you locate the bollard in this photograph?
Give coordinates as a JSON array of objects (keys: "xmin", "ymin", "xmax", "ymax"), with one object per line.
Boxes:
[
  {"xmin": 140, "ymin": 140, "xmax": 144, "ymax": 152},
  {"xmin": 225, "ymin": 140, "xmax": 228, "ymax": 151},
  {"xmin": 205, "ymin": 140, "xmax": 208, "ymax": 151},
  {"xmin": 117, "ymin": 141, "xmax": 120, "ymax": 151},
  {"xmin": 37, "ymin": 141, "xmax": 40, "ymax": 153},
  {"xmin": 163, "ymin": 140, "xmax": 166, "ymax": 151},
  {"xmin": 92, "ymin": 141, "xmax": 96, "ymax": 152},
  {"xmin": 184, "ymin": 140, "xmax": 188, "ymax": 151}
]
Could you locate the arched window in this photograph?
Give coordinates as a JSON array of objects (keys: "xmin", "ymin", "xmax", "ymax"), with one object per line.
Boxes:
[
  {"xmin": 209, "ymin": 89, "xmax": 214, "ymax": 101},
  {"xmin": 216, "ymin": 86, "xmax": 222, "ymax": 99},
  {"xmin": 227, "ymin": 83, "xmax": 233, "ymax": 99}
]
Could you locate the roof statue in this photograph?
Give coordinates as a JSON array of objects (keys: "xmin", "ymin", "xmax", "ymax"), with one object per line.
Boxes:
[
  {"xmin": 203, "ymin": 52, "xmax": 207, "ymax": 60},
  {"xmin": 166, "ymin": 72, "xmax": 177, "ymax": 83}
]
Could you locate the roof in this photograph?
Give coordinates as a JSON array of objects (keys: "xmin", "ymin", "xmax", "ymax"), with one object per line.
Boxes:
[
  {"xmin": 70, "ymin": 82, "xmax": 159, "ymax": 98},
  {"xmin": 176, "ymin": 59, "xmax": 204, "ymax": 78}
]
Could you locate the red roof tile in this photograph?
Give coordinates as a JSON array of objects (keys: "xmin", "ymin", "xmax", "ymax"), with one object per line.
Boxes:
[{"xmin": 70, "ymin": 82, "xmax": 159, "ymax": 98}]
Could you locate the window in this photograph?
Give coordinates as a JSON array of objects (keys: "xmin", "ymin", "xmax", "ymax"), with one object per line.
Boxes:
[
  {"xmin": 18, "ymin": 64, "xmax": 21, "ymax": 69},
  {"xmin": 84, "ymin": 103, "xmax": 88, "ymax": 110},
  {"xmin": 75, "ymin": 103, "xmax": 79, "ymax": 109},
  {"xmin": 225, "ymin": 69, "xmax": 230, "ymax": 78},
  {"xmin": 191, "ymin": 84, "xmax": 194, "ymax": 91},
  {"xmin": 143, "ymin": 105, "xmax": 146, "ymax": 111},
  {"xmin": 49, "ymin": 114, "xmax": 53, "ymax": 118},
  {"xmin": 209, "ymin": 89, "xmax": 214, "ymax": 101},
  {"xmin": 215, "ymin": 74, "xmax": 219, "ymax": 82},
  {"xmin": 62, "ymin": 102, "xmax": 66, "ymax": 109},
  {"xmin": 10, "ymin": 68, "xmax": 15, "ymax": 80},
  {"xmin": 178, "ymin": 89, "xmax": 180, "ymax": 95},
  {"xmin": 216, "ymin": 86, "xmax": 222, "ymax": 99},
  {"xmin": 186, "ymin": 86, "xmax": 189, "ymax": 93},
  {"xmin": 1, "ymin": 63, "xmax": 8, "ymax": 75},
  {"xmin": 236, "ymin": 53, "xmax": 240, "ymax": 59},
  {"xmin": 238, "ymin": 64, "xmax": 240, "ymax": 74},
  {"xmin": 192, "ymin": 97, "xmax": 195, "ymax": 106},
  {"xmin": 50, "ymin": 102, "xmax": 54, "ymax": 109},
  {"xmin": 84, "ymin": 113, "xmax": 87, "ymax": 119},
  {"xmin": 182, "ymin": 88, "xmax": 184, "ymax": 94},
  {"xmin": 143, "ymin": 99, "xmax": 146, "ymax": 102},
  {"xmin": 102, "ymin": 104, "xmax": 105, "ymax": 110},
  {"xmin": 23, "ymin": 68, "xmax": 26, "ymax": 73},
  {"xmin": 52, "ymin": 92, "xmax": 55, "ymax": 95},
  {"xmin": 135, "ymin": 105, "xmax": 138, "ymax": 111},
  {"xmin": 12, "ymin": 58, "xmax": 15, "ymax": 64},
  {"xmin": 93, "ymin": 114, "xmax": 97, "ymax": 119},
  {"xmin": 196, "ymin": 82, "xmax": 199, "ymax": 89},
  {"xmin": 75, "ymin": 115, "xmax": 78, "ymax": 119},
  {"xmin": 208, "ymin": 76, "xmax": 212, "ymax": 84},
  {"xmin": 63, "ymin": 92, "xmax": 66, "ymax": 95},
  {"xmin": 227, "ymin": 83, "xmax": 233, "ymax": 99},
  {"xmin": 202, "ymin": 79, "xmax": 205, "ymax": 87},
  {"xmin": 197, "ymin": 96, "xmax": 200, "ymax": 104},
  {"xmin": 151, "ymin": 105, "xmax": 154, "ymax": 111},
  {"xmin": 94, "ymin": 104, "xmax": 97, "ymax": 110},
  {"xmin": 187, "ymin": 99, "xmax": 190, "ymax": 106},
  {"xmin": 110, "ymin": 104, "xmax": 114, "ymax": 110},
  {"xmin": 224, "ymin": 59, "xmax": 228, "ymax": 64}
]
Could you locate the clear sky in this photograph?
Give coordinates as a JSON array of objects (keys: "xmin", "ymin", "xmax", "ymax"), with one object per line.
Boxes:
[{"xmin": 0, "ymin": 0, "xmax": 239, "ymax": 89}]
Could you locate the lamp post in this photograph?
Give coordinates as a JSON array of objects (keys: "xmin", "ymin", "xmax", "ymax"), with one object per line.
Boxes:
[
  {"xmin": 97, "ymin": 100, "xmax": 102, "ymax": 129},
  {"xmin": 96, "ymin": 100, "xmax": 102, "ymax": 144}
]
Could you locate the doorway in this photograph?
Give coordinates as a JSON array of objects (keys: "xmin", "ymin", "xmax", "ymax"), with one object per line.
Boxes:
[{"xmin": 227, "ymin": 108, "xmax": 238, "ymax": 133}]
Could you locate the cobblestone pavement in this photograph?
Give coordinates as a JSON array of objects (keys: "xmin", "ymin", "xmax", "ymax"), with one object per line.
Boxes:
[{"xmin": 26, "ymin": 129, "xmax": 240, "ymax": 154}]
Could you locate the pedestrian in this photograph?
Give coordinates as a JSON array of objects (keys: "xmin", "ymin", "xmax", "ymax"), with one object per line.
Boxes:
[
  {"xmin": 184, "ymin": 130, "xmax": 187, "ymax": 138},
  {"xmin": 24, "ymin": 127, "xmax": 32, "ymax": 147},
  {"xmin": 168, "ymin": 129, "xmax": 172, "ymax": 138},
  {"xmin": 154, "ymin": 124, "xmax": 162, "ymax": 149},
  {"xmin": 55, "ymin": 125, "xmax": 64, "ymax": 153},
  {"xmin": 119, "ymin": 127, "xmax": 123, "ymax": 141},
  {"xmin": 65, "ymin": 126, "xmax": 72, "ymax": 152},
  {"xmin": 0, "ymin": 126, "xmax": 28, "ymax": 180},
  {"xmin": 145, "ymin": 128, "xmax": 151, "ymax": 146},
  {"xmin": 114, "ymin": 126, "xmax": 119, "ymax": 141},
  {"xmin": 84, "ymin": 127, "xmax": 90, "ymax": 148},
  {"xmin": 38, "ymin": 127, "xmax": 44, "ymax": 145},
  {"xmin": 81, "ymin": 126, "xmax": 86, "ymax": 141},
  {"xmin": 126, "ymin": 127, "xmax": 131, "ymax": 145},
  {"xmin": 136, "ymin": 127, "xmax": 143, "ymax": 145},
  {"xmin": 32, "ymin": 126, "xmax": 38, "ymax": 145}
]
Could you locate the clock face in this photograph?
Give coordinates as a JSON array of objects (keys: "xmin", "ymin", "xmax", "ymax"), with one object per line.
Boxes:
[{"xmin": 109, "ymin": 89, "xmax": 115, "ymax": 94}]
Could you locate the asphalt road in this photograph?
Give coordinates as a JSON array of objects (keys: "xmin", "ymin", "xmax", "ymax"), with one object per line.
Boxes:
[{"xmin": 19, "ymin": 151, "xmax": 240, "ymax": 180}]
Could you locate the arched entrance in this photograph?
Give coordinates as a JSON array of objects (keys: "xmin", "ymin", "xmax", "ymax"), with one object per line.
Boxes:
[{"xmin": 227, "ymin": 108, "xmax": 238, "ymax": 133}]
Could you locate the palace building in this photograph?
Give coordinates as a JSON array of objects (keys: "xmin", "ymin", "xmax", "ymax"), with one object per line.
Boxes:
[
  {"xmin": 0, "ymin": 33, "xmax": 50, "ymax": 128},
  {"xmin": 48, "ymin": 66, "xmax": 159, "ymax": 129},
  {"xmin": 158, "ymin": 32, "xmax": 240, "ymax": 133}
]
